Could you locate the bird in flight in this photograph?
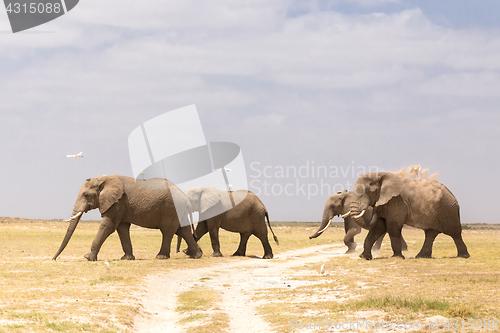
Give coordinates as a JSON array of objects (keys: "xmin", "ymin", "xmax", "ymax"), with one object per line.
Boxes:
[{"xmin": 67, "ymin": 152, "xmax": 83, "ymax": 158}]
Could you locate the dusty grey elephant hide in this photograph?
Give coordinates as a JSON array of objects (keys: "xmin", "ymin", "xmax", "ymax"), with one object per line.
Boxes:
[
  {"xmin": 348, "ymin": 172, "xmax": 469, "ymax": 260},
  {"xmin": 53, "ymin": 175, "xmax": 202, "ymax": 261},
  {"xmin": 183, "ymin": 187, "xmax": 279, "ymax": 259},
  {"xmin": 309, "ymin": 190, "xmax": 407, "ymax": 253}
]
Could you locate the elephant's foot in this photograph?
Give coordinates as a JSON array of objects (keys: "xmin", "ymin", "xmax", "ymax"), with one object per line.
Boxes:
[
  {"xmin": 415, "ymin": 251, "xmax": 431, "ymax": 258},
  {"xmin": 232, "ymin": 251, "xmax": 246, "ymax": 257},
  {"xmin": 192, "ymin": 250, "xmax": 203, "ymax": 259},
  {"xmin": 392, "ymin": 253, "xmax": 405, "ymax": 259},
  {"xmin": 262, "ymin": 253, "xmax": 273, "ymax": 259},
  {"xmin": 155, "ymin": 254, "xmax": 170, "ymax": 259},
  {"xmin": 359, "ymin": 252, "xmax": 372, "ymax": 260},
  {"xmin": 185, "ymin": 247, "xmax": 203, "ymax": 259},
  {"xmin": 345, "ymin": 243, "xmax": 357, "ymax": 253},
  {"xmin": 457, "ymin": 252, "xmax": 470, "ymax": 259},
  {"xmin": 210, "ymin": 251, "xmax": 223, "ymax": 257},
  {"xmin": 121, "ymin": 254, "xmax": 135, "ymax": 260},
  {"xmin": 84, "ymin": 252, "xmax": 97, "ymax": 261}
]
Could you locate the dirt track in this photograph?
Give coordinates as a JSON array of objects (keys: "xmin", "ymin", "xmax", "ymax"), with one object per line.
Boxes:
[{"xmin": 134, "ymin": 244, "xmax": 348, "ymax": 332}]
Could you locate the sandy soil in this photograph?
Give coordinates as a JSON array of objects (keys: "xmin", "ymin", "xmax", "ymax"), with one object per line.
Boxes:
[{"xmin": 133, "ymin": 244, "xmax": 350, "ymax": 332}]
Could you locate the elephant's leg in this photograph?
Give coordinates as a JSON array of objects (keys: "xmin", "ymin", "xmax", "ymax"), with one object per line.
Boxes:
[
  {"xmin": 416, "ymin": 229, "xmax": 440, "ymax": 258},
  {"xmin": 157, "ymin": 226, "xmax": 176, "ymax": 259},
  {"xmin": 344, "ymin": 225, "xmax": 361, "ymax": 253},
  {"xmin": 360, "ymin": 222, "xmax": 387, "ymax": 260},
  {"xmin": 255, "ymin": 232, "xmax": 274, "ymax": 259},
  {"xmin": 386, "ymin": 223, "xmax": 405, "ymax": 259},
  {"xmin": 452, "ymin": 235, "xmax": 470, "ymax": 258},
  {"xmin": 208, "ymin": 227, "xmax": 223, "ymax": 257},
  {"xmin": 85, "ymin": 217, "xmax": 116, "ymax": 261},
  {"xmin": 181, "ymin": 221, "xmax": 208, "ymax": 254},
  {"xmin": 116, "ymin": 222, "xmax": 135, "ymax": 260},
  {"xmin": 372, "ymin": 233, "xmax": 385, "ymax": 251},
  {"xmin": 177, "ymin": 226, "xmax": 203, "ymax": 259},
  {"xmin": 233, "ymin": 232, "xmax": 251, "ymax": 257},
  {"xmin": 205, "ymin": 217, "xmax": 223, "ymax": 257},
  {"xmin": 195, "ymin": 220, "xmax": 209, "ymax": 242},
  {"xmin": 401, "ymin": 236, "xmax": 408, "ymax": 251}
]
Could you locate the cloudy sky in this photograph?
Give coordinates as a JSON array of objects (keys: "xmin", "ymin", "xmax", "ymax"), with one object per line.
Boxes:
[{"xmin": 0, "ymin": 0, "xmax": 499, "ymax": 223}]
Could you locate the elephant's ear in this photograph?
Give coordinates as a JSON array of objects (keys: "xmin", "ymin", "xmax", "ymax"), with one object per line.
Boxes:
[
  {"xmin": 339, "ymin": 190, "xmax": 349, "ymax": 204},
  {"xmin": 376, "ymin": 173, "xmax": 404, "ymax": 207},
  {"xmin": 200, "ymin": 188, "xmax": 221, "ymax": 215},
  {"xmin": 98, "ymin": 175, "xmax": 124, "ymax": 214}
]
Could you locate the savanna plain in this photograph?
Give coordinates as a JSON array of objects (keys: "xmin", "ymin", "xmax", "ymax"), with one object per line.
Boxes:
[{"xmin": 0, "ymin": 217, "xmax": 499, "ymax": 332}]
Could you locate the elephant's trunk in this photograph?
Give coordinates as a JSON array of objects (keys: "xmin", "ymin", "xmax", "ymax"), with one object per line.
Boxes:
[
  {"xmin": 350, "ymin": 201, "xmax": 369, "ymax": 229},
  {"xmin": 309, "ymin": 216, "xmax": 332, "ymax": 239},
  {"xmin": 52, "ymin": 209, "xmax": 83, "ymax": 260}
]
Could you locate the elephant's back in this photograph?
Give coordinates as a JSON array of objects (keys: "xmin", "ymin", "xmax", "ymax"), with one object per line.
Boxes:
[
  {"xmin": 118, "ymin": 176, "xmax": 190, "ymax": 226},
  {"xmin": 226, "ymin": 190, "xmax": 266, "ymax": 220},
  {"xmin": 405, "ymin": 178, "xmax": 460, "ymax": 230}
]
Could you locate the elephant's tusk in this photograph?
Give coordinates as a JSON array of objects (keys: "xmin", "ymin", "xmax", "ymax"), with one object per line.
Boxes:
[
  {"xmin": 316, "ymin": 218, "xmax": 332, "ymax": 234},
  {"xmin": 353, "ymin": 210, "xmax": 365, "ymax": 219},
  {"xmin": 64, "ymin": 211, "xmax": 83, "ymax": 222},
  {"xmin": 341, "ymin": 211, "xmax": 351, "ymax": 218}
]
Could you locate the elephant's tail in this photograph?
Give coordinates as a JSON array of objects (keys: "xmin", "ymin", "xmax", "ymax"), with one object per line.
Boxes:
[{"xmin": 265, "ymin": 211, "xmax": 279, "ymax": 245}]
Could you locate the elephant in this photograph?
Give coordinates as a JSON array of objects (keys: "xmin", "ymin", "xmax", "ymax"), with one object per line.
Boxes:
[
  {"xmin": 347, "ymin": 172, "xmax": 470, "ymax": 260},
  {"xmin": 52, "ymin": 175, "xmax": 203, "ymax": 261},
  {"xmin": 182, "ymin": 187, "xmax": 279, "ymax": 259},
  {"xmin": 309, "ymin": 190, "xmax": 407, "ymax": 253}
]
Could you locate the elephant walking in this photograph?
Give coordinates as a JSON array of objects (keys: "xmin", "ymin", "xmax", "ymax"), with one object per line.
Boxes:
[
  {"xmin": 309, "ymin": 190, "xmax": 407, "ymax": 253},
  {"xmin": 348, "ymin": 172, "xmax": 469, "ymax": 260},
  {"xmin": 53, "ymin": 175, "xmax": 202, "ymax": 261},
  {"xmin": 182, "ymin": 187, "xmax": 279, "ymax": 259}
]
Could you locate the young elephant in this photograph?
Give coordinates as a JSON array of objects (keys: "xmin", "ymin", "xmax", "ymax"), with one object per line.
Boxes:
[
  {"xmin": 53, "ymin": 175, "xmax": 202, "ymax": 261},
  {"xmin": 309, "ymin": 190, "xmax": 407, "ymax": 253},
  {"xmin": 349, "ymin": 172, "xmax": 470, "ymax": 260},
  {"xmin": 183, "ymin": 187, "xmax": 279, "ymax": 259}
]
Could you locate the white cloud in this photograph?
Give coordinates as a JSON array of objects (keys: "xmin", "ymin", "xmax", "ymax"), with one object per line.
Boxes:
[
  {"xmin": 343, "ymin": 0, "xmax": 400, "ymax": 5},
  {"xmin": 419, "ymin": 72, "xmax": 500, "ymax": 97}
]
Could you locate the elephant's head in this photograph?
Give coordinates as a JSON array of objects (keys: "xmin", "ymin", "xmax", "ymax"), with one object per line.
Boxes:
[
  {"xmin": 309, "ymin": 190, "xmax": 351, "ymax": 239},
  {"xmin": 349, "ymin": 172, "xmax": 403, "ymax": 228},
  {"xmin": 52, "ymin": 175, "xmax": 124, "ymax": 260},
  {"xmin": 184, "ymin": 187, "xmax": 225, "ymax": 220}
]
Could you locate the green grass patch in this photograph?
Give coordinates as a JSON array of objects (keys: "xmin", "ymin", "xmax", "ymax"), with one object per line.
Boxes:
[
  {"xmin": 185, "ymin": 312, "xmax": 230, "ymax": 333},
  {"xmin": 176, "ymin": 287, "xmax": 220, "ymax": 312},
  {"xmin": 346, "ymin": 295, "xmax": 451, "ymax": 313},
  {"xmin": 176, "ymin": 287, "xmax": 230, "ymax": 332},
  {"xmin": 89, "ymin": 275, "xmax": 127, "ymax": 285},
  {"xmin": 177, "ymin": 313, "xmax": 210, "ymax": 324}
]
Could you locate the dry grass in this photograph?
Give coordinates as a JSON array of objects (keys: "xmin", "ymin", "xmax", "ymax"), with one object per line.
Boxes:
[
  {"xmin": 1, "ymin": 218, "xmax": 498, "ymax": 332},
  {"xmin": 0, "ymin": 218, "xmax": 334, "ymax": 332},
  {"xmin": 176, "ymin": 287, "xmax": 230, "ymax": 332}
]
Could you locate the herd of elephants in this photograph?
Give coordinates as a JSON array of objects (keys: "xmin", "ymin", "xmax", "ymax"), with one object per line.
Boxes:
[{"xmin": 52, "ymin": 164, "xmax": 470, "ymax": 262}]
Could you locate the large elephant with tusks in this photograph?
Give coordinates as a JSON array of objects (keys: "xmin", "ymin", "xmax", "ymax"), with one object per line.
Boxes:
[
  {"xmin": 309, "ymin": 190, "xmax": 407, "ymax": 253},
  {"xmin": 346, "ymin": 172, "xmax": 469, "ymax": 260},
  {"xmin": 53, "ymin": 175, "xmax": 202, "ymax": 261}
]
